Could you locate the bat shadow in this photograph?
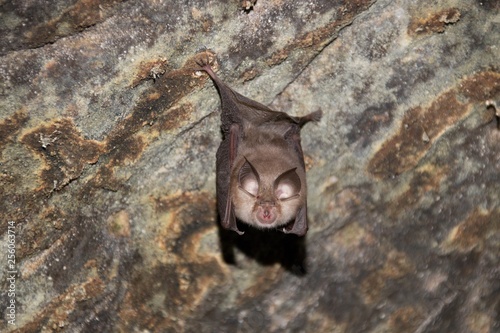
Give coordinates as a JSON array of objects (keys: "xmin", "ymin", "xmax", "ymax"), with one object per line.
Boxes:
[{"xmin": 217, "ymin": 222, "xmax": 308, "ymax": 276}]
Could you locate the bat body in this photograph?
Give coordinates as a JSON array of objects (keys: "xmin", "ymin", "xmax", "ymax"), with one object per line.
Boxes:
[{"xmin": 198, "ymin": 60, "xmax": 321, "ymax": 236}]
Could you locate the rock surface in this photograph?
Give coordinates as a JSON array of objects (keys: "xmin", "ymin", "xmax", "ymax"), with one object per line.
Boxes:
[{"xmin": 0, "ymin": 0, "xmax": 499, "ymax": 332}]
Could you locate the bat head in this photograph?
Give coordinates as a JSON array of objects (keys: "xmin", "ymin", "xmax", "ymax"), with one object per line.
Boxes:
[{"xmin": 232, "ymin": 157, "xmax": 303, "ymax": 230}]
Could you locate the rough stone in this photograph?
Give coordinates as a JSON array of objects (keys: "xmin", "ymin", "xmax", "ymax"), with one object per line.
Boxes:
[{"xmin": 0, "ymin": 0, "xmax": 498, "ymax": 332}]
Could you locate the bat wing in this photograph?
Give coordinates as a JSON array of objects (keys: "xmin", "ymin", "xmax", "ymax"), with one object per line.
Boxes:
[
  {"xmin": 225, "ymin": 89, "xmax": 302, "ymax": 126},
  {"xmin": 199, "ymin": 64, "xmax": 299, "ymax": 127},
  {"xmin": 280, "ymin": 111, "xmax": 322, "ymax": 236},
  {"xmin": 225, "ymin": 90, "xmax": 322, "ymax": 128},
  {"xmin": 216, "ymin": 124, "xmax": 244, "ymax": 234},
  {"xmin": 199, "ymin": 63, "xmax": 322, "ymax": 128},
  {"xmin": 283, "ymin": 205, "xmax": 308, "ymax": 236},
  {"xmin": 284, "ymin": 110, "xmax": 322, "ymax": 167}
]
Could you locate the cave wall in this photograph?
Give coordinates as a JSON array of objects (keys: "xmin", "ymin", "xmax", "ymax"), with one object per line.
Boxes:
[{"xmin": 0, "ymin": 0, "xmax": 499, "ymax": 332}]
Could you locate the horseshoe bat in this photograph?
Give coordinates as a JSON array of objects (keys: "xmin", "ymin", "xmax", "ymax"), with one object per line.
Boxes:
[{"xmin": 196, "ymin": 58, "xmax": 321, "ymax": 236}]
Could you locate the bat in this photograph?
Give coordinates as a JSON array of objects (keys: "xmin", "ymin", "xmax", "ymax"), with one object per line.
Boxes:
[{"xmin": 196, "ymin": 57, "xmax": 321, "ymax": 236}]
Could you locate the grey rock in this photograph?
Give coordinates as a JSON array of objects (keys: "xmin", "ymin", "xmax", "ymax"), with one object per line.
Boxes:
[{"xmin": 0, "ymin": 0, "xmax": 498, "ymax": 332}]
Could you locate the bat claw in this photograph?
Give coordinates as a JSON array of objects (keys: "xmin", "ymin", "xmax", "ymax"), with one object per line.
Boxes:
[
  {"xmin": 298, "ymin": 110, "xmax": 323, "ymax": 127},
  {"xmin": 194, "ymin": 51, "xmax": 216, "ymax": 73}
]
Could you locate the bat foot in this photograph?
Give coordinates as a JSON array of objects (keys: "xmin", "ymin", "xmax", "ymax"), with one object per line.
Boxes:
[
  {"xmin": 193, "ymin": 51, "xmax": 217, "ymax": 74},
  {"xmin": 194, "ymin": 62, "xmax": 220, "ymax": 84},
  {"xmin": 298, "ymin": 110, "xmax": 323, "ymax": 127}
]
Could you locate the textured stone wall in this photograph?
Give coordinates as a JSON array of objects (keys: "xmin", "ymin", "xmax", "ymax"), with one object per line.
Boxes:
[{"xmin": 0, "ymin": 0, "xmax": 499, "ymax": 332}]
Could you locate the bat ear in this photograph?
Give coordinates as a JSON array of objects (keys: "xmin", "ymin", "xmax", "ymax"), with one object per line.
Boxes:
[
  {"xmin": 238, "ymin": 158, "xmax": 260, "ymax": 197},
  {"xmin": 274, "ymin": 168, "xmax": 301, "ymax": 200}
]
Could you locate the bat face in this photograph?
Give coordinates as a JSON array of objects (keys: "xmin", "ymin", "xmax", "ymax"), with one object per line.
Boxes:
[
  {"xmin": 231, "ymin": 156, "xmax": 304, "ymax": 230},
  {"xmin": 196, "ymin": 56, "xmax": 321, "ymax": 236}
]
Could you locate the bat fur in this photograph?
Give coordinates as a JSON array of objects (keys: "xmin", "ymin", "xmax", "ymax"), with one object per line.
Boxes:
[{"xmin": 196, "ymin": 58, "xmax": 321, "ymax": 236}]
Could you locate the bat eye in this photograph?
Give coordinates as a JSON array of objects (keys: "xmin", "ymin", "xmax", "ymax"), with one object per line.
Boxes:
[
  {"xmin": 274, "ymin": 168, "xmax": 301, "ymax": 201},
  {"xmin": 238, "ymin": 158, "xmax": 260, "ymax": 197},
  {"xmin": 240, "ymin": 178, "xmax": 259, "ymax": 197},
  {"xmin": 275, "ymin": 183, "xmax": 298, "ymax": 200}
]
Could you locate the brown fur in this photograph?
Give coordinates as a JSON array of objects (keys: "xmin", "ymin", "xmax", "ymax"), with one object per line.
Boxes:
[{"xmin": 196, "ymin": 57, "xmax": 321, "ymax": 235}]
